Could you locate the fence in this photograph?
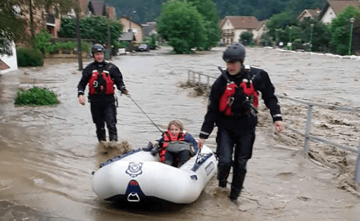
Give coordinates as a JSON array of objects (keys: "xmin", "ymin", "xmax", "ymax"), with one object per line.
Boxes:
[{"xmin": 187, "ymin": 70, "xmax": 360, "ymax": 184}]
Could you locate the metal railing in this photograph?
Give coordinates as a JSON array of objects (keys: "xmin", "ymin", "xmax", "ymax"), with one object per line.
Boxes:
[{"xmin": 187, "ymin": 70, "xmax": 360, "ymax": 183}]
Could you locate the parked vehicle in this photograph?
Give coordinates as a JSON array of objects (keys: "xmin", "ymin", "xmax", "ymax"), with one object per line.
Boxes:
[{"xmin": 136, "ymin": 44, "xmax": 150, "ymax": 52}]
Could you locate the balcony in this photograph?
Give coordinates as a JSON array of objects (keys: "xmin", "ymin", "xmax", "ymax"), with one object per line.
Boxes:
[
  {"xmin": 222, "ymin": 32, "xmax": 234, "ymax": 37},
  {"xmin": 46, "ymin": 13, "xmax": 55, "ymax": 26}
]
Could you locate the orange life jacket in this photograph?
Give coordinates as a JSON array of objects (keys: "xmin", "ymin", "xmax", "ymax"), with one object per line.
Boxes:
[
  {"xmin": 89, "ymin": 69, "xmax": 115, "ymax": 95},
  {"xmin": 159, "ymin": 131, "xmax": 186, "ymax": 162},
  {"xmin": 219, "ymin": 70, "xmax": 258, "ymax": 116}
]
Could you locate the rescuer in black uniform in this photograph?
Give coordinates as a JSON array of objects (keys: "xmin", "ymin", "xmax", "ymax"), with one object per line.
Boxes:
[
  {"xmin": 198, "ymin": 43, "xmax": 284, "ymax": 203},
  {"xmin": 77, "ymin": 44, "xmax": 129, "ymax": 142}
]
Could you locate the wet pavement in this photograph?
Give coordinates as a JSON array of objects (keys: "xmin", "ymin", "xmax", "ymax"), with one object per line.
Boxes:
[{"xmin": 0, "ymin": 47, "xmax": 359, "ymax": 221}]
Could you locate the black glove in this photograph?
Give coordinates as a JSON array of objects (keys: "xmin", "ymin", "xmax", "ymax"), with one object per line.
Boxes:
[{"xmin": 150, "ymin": 144, "xmax": 159, "ymax": 156}]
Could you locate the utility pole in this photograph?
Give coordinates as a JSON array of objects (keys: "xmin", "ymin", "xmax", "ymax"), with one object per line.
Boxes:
[
  {"xmin": 107, "ymin": 5, "xmax": 111, "ymax": 60},
  {"xmin": 75, "ymin": 0, "xmax": 83, "ymax": 70}
]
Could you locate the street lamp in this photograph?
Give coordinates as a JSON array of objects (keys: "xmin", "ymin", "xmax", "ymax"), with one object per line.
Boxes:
[
  {"xmin": 348, "ymin": 17, "xmax": 355, "ymax": 55},
  {"xmin": 129, "ymin": 10, "xmax": 136, "ymax": 32},
  {"xmin": 275, "ymin": 29, "xmax": 279, "ymax": 46},
  {"xmin": 309, "ymin": 23, "xmax": 314, "ymax": 52},
  {"xmin": 288, "ymin": 26, "xmax": 292, "ymax": 50}
]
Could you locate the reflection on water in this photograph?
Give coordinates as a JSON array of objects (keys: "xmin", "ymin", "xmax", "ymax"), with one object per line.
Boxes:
[{"xmin": 0, "ymin": 47, "xmax": 359, "ymax": 221}]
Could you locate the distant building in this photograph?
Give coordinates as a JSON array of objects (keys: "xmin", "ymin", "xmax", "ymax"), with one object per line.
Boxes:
[
  {"xmin": 219, "ymin": 16, "xmax": 259, "ymax": 45},
  {"xmin": 142, "ymin": 22, "xmax": 157, "ymax": 37},
  {"xmin": 319, "ymin": 0, "xmax": 360, "ymax": 24},
  {"xmin": 120, "ymin": 17, "xmax": 143, "ymax": 44},
  {"xmin": 297, "ymin": 9, "xmax": 321, "ymax": 21}
]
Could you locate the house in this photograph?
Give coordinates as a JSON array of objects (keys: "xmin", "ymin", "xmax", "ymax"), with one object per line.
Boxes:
[
  {"xmin": 319, "ymin": 0, "xmax": 360, "ymax": 24},
  {"xmin": 252, "ymin": 20, "xmax": 268, "ymax": 44},
  {"xmin": 297, "ymin": 9, "xmax": 321, "ymax": 21},
  {"xmin": 120, "ymin": 17, "xmax": 143, "ymax": 44},
  {"xmin": 0, "ymin": 41, "xmax": 18, "ymax": 75},
  {"xmin": 219, "ymin": 16, "xmax": 259, "ymax": 45},
  {"xmin": 142, "ymin": 22, "xmax": 157, "ymax": 37}
]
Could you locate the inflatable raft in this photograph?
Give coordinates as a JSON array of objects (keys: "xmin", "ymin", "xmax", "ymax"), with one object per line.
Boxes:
[{"xmin": 92, "ymin": 145, "xmax": 217, "ymax": 204}]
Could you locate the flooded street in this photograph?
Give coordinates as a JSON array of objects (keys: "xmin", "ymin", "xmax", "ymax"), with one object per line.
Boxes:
[{"xmin": 0, "ymin": 47, "xmax": 359, "ymax": 220}]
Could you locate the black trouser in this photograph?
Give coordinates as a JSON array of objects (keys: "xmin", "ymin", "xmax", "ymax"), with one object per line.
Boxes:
[
  {"xmin": 90, "ymin": 101, "xmax": 117, "ymax": 142},
  {"xmin": 164, "ymin": 150, "xmax": 191, "ymax": 168},
  {"xmin": 216, "ymin": 128, "xmax": 255, "ymax": 199}
]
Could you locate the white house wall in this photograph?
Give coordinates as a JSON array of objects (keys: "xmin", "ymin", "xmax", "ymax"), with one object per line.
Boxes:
[
  {"xmin": 0, "ymin": 41, "xmax": 18, "ymax": 75},
  {"xmin": 321, "ymin": 7, "xmax": 336, "ymax": 24}
]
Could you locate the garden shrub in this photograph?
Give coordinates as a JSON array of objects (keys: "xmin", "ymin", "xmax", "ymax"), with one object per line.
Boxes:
[
  {"xmin": 14, "ymin": 87, "xmax": 59, "ymax": 106},
  {"xmin": 17, "ymin": 48, "xmax": 43, "ymax": 67}
]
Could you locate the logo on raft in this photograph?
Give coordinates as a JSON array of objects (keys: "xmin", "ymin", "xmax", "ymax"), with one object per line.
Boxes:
[
  {"xmin": 205, "ymin": 161, "xmax": 215, "ymax": 176},
  {"xmin": 126, "ymin": 162, "xmax": 143, "ymax": 178}
]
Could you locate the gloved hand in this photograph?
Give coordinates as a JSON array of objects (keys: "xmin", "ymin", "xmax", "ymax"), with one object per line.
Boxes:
[
  {"xmin": 121, "ymin": 88, "xmax": 129, "ymax": 95},
  {"xmin": 150, "ymin": 143, "xmax": 159, "ymax": 156}
]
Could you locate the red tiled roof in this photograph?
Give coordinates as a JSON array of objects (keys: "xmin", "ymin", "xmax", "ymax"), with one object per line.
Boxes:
[
  {"xmin": 328, "ymin": 0, "xmax": 360, "ymax": 15},
  {"xmin": 0, "ymin": 59, "xmax": 10, "ymax": 71},
  {"xmin": 222, "ymin": 16, "xmax": 259, "ymax": 29}
]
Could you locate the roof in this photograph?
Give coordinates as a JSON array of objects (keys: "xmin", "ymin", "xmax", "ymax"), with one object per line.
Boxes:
[
  {"xmin": 297, "ymin": 9, "xmax": 321, "ymax": 20},
  {"xmin": 221, "ymin": 16, "xmax": 259, "ymax": 29},
  {"xmin": 0, "ymin": 59, "xmax": 10, "ymax": 71},
  {"xmin": 142, "ymin": 22, "xmax": 156, "ymax": 37},
  {"xmin": 88, "ymin": 0, "xmax": 106, "ymax": 16},
  {"xmin": 120, "ymin": 16, "xmax": 143, "ymax": 27},
  {"xmin": 255, "ymin": 20, "xmax": 268, "ymax": 31},
  {"xmin": 319, "ymin": 0, "xmax": 360, "ymax": 19},
  {"xmin": 119, "ymin": 32, "xmax": 136, "ymax": 41}
]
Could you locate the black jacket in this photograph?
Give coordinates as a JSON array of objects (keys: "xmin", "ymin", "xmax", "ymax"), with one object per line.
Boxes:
[
  {"xmin": 77, "ymin": 61, "xmax": 126, "ymax": 103},
  {"xmin": 199, "ymin": 67, "xmax": 282, "ymax": 139}
]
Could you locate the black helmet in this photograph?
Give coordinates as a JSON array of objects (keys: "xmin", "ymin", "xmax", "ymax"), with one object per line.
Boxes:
[
  {"xmin": 92, "ymin": 44, "xmax": 105, "ymax": 54},
  {"xmin": 223, "ymin": 43, "xmax": 246, "ymax": 63}
]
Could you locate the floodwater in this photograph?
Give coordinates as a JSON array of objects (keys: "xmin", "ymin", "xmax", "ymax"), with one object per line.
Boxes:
[{"xmin": 0, "ymin": 47, "xmax": 359, "ymax": 221}]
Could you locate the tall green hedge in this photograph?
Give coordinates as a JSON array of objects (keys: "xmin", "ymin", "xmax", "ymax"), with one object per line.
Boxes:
[{"xmin": 17, "ymin": 48, "xmax": 43, "ymax": 67}]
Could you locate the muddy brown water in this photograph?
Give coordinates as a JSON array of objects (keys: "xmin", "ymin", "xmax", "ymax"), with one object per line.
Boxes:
[{"xmin": 0, "ymin": 47, "xmax": 359, "ymax": 221}]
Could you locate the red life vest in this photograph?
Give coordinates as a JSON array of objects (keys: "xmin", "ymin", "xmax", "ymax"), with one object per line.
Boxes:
[
  {"xmin": 89, "ymin": 69, "xmax": 115, "ymax": 95},
  {"xmin": 159, "ymin": 131, "xmax": 186, "ymax": 162},
  {"xmin": 219, "ymin": 75, "xmax": 258, "ymax": 116}
]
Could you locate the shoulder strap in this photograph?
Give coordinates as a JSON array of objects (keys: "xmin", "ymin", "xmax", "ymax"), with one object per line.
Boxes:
[{"xmin": 105, "ymin": 62, "xmax": 113, "ymax": 71}]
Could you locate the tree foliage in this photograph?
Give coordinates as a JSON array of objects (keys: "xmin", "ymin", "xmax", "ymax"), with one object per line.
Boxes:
[
  {"xmin": 330, "ymin": 6, "xmax": 360, "ymax": 55},
  {"xmin": 105, "ymin": 0, "xmax": 327, "ymax": 23},
  {"xmin": 157, "ymin": 0, "xmax": 206, "ymax": 54},
  {"xmin": 58, "ymin": 16, "xmax": 123, "ymax": 45},
  {"xmin": 188, "ymin": 0, "xmax": 221, "ymax": 50},
  {"xmin": 0, "ymin": 0, "xmax": 75, "ymax": 55}
]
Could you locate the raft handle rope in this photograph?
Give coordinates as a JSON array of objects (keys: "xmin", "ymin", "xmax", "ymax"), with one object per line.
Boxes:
[{"xmin": 126, "ymin": 95, "xmax": 163, "ymax": 133}]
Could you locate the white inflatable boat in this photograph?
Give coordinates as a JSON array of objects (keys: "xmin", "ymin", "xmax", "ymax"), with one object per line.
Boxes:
[{"xmin": 92, "ymin": 145, "xmax": 217, "ymax": 204}]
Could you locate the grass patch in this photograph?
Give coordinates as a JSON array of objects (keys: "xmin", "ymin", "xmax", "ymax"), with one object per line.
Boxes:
[{"xmin": 14, "ymin": 87, "xmax": 59, "ymax": 106}]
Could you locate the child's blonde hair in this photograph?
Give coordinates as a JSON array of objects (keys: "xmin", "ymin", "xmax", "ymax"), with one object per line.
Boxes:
[{"xmin": 167, "ymin": 120, "xmax": 184, "ymax": 131}]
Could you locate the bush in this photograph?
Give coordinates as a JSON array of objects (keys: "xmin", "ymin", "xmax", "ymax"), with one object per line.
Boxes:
[
  {"xmin": 17, "ymin": 48, "xmax": 43, "ymax": 67},
  {"xmin": 14, "ymin": 87, "xmax": 59, "ymax": 106}
]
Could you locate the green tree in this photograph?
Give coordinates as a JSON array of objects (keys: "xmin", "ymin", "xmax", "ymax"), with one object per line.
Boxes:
[
  {"xmin": 188, "ymin": 0, "xmax": 221, "ymax": 50},
  {"xmin": 266, "ymin": 12, "xmax": 298, "ymax": 43},
  {"xmin": 58, "ymin": 16, "xmax": 123, "ymax": 46},
  {"xmin": 240, "ymin": 32, "xmax": 253, "ymax": 45},
  {"xmin": 157, "ymin": 0, "xmax": 206, "ymax": 54},
  {"xmin": 330, "ymin": 6, "xmax": 360, "ymax": 55},
  {"xmin": 298, "ymin": 18, "xmax": 330, "ymax": 52},
  {"xmin": 0, "ymin": 0, "xmax": 28, "ymax": 55}
]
